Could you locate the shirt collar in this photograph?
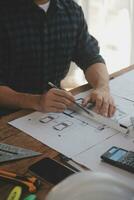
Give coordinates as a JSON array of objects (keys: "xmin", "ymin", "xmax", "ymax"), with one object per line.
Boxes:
[
  {"xmin": 43, "ymin": 0, "xmax": 64, "ymax": 17},
  {"xmin": 28, "ymin": 0, "xmax": 64, "ymax": 17}
]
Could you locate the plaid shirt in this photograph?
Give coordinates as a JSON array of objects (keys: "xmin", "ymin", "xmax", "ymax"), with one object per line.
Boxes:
[{"xmin": 0, "ymin": 0, "xmax": 105, "ymax": 94}]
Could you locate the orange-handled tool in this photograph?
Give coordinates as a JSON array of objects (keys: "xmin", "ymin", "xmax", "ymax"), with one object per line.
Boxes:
[
  {"xmin": 0, "ymin": 169, "xmax": 40, "ymax": 188},
  {"xmin": 0, "ymin": 174, "xmax": 36, "ymax": 193},
  {"xmin": 0, "ymin": 169, "xmax": 41, "ymax": 192}
]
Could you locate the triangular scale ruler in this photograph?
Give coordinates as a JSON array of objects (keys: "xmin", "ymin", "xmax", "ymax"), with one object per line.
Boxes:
[
  {"xmin": 0, "ymin": 143, "xmax": 42, "ymax": 163},
  {"xmin": 76, "ymin": 108, "xmax": 130, "ymax": 134},
  {"xmin": 75, "ymin": 98, "xmax": 130, "ymax": 134}
]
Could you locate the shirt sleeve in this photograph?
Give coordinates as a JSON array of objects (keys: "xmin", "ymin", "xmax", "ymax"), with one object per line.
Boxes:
[
  {"xmin": 0, "ymin": 20, "xmax": 9, "ymax": 86},
  {"xmin": 72, "ymin": 7, "xmax": 105, "ymax": 72}
]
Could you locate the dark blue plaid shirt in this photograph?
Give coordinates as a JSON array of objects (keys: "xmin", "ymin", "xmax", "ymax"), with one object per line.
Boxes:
[{"xmin": 0, "ymin": 0, "xmax": 105, "ymax": 94}]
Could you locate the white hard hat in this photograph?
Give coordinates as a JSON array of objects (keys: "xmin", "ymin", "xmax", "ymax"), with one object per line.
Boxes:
[{"xmin": 46, "ymin": 171, "xmax": 134, "ymax": 200}]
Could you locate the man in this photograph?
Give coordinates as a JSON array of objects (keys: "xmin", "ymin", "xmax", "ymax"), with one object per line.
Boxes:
[{"xmin": 0, "ymin": 0, "xmax": 115, "ymax": 117}]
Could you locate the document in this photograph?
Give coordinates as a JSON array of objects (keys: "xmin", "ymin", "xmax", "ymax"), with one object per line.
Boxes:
[
  {"xmin": 110, "ymin": 69, "xmax": 134, "ymax": 101},
  {"xmin": 73, "ymin": 132, "xmax": 134, "ymax": 185},
  {"xmin": 9, "ymin": 91, "xmax": 134, "ymax": 156},
  {"xmin": 9, "ymin": 111, "xmax": 117, "ymax": 157},
  {"xmin": 75, "ymin": 90, "xmax": 134, "ymax": 117},
  {"xmin": 75, "ymin": 91, "xmax": 133, "ymax": 133}
]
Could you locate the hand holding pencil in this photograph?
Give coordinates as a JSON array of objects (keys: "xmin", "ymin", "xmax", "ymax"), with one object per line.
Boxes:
[
  {"xmin": 48, "ymin": 82, "xmax": 93, "ymax": 115},
  {"xmin": 37, "ymin": 83, "xmax": 75, "ymax": 113}
]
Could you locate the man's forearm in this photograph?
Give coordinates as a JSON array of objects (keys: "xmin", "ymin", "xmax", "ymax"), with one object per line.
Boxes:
[
  {"xmin": 85, "ymin": 63, "xmax": 109, "ymax": 90},
  {"xmin": 0, "ymin": 86, "xmax": 41, "ymax": 110}
]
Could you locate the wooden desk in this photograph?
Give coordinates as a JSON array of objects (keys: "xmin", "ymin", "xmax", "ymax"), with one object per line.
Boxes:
[{"xmin": 0, "ymin": 65, "xmax": 134, "ymax": 199}]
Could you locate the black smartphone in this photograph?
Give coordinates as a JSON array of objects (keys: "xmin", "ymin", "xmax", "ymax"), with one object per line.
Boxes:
[
  {"xmin": 29, "ymin": 157, "xmax": 75, "ymax": 184},
  {"xmin": 101, "ymin": 146, "xmax": 134, "ymax": 173}
]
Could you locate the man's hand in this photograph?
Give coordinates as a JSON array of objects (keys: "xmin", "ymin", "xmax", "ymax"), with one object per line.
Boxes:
[
  {"xmin": 38, "ymin": 88, "xmax": 75, "ymax": 113},
  {"xmin": 82, "ymin": 87, "xmax": 116, "ymax": 117}
]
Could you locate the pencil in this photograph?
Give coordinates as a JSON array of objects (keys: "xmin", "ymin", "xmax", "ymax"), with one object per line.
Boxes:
[{"xmin": 48, "ymin": 82, "xmax": 93, "ymax": 116}]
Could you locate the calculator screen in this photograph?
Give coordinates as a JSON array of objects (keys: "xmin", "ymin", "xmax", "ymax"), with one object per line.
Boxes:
[{"xmin": 110, "ymin": 149, "xmax": 127, "ymax": 161}]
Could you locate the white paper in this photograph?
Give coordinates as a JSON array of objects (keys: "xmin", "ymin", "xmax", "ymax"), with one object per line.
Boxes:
[
  {"xmin": 75, "ymin": 90, "xmax": 134, "ymax": 117},
  {"xmin": 9, "ymin": 90, "xmax": 134, "ymax": 158},
  {"xmin": 73, "ymin": 132, "xmax": 134, "ymax": 186},
  {"xmin": 74, "ymin": 91, "xmax": 134, "ymax": 133},
  {"xmin": 110, "ymin": 69, "xmax": 134, "ymax": 101},
  {"xmin": 9, "ymin": 112, "xmax": 116, "ymax": 157}
]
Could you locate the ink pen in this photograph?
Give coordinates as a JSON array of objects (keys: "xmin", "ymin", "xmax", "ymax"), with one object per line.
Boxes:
[
  {"xmin": 60, "ymin": 154, "xmax": 87, "ymax": 172},
  {"xmin": 48, "ymin": 82, "xmax": 93, "ymax": 116}
]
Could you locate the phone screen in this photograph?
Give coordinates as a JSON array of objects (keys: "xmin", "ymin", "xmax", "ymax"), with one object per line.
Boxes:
[{"xmin": 29, "ymin": 157, "xmax": 75, "ymax": 184}]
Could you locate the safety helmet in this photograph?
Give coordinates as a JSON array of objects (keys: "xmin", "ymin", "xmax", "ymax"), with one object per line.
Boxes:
[{"xmin": 46, "ymin": 171, "xmax": 134, "ymax": 200}]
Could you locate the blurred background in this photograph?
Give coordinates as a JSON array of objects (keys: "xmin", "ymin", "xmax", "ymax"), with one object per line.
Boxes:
[{"xmin": 61, "ymin": 0, "xmax": 134, "ymax": 89}]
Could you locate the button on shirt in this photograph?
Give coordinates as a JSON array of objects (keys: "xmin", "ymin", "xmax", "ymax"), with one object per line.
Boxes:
[{"xmin": 0, "ymin": 0, "xmax": 105, "ymax": 94}]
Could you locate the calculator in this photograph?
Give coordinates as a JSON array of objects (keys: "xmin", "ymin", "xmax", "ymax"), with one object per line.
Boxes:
[{"xmin": 101, "ymin": 146, "xmax": 134, "ymax": 173}]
